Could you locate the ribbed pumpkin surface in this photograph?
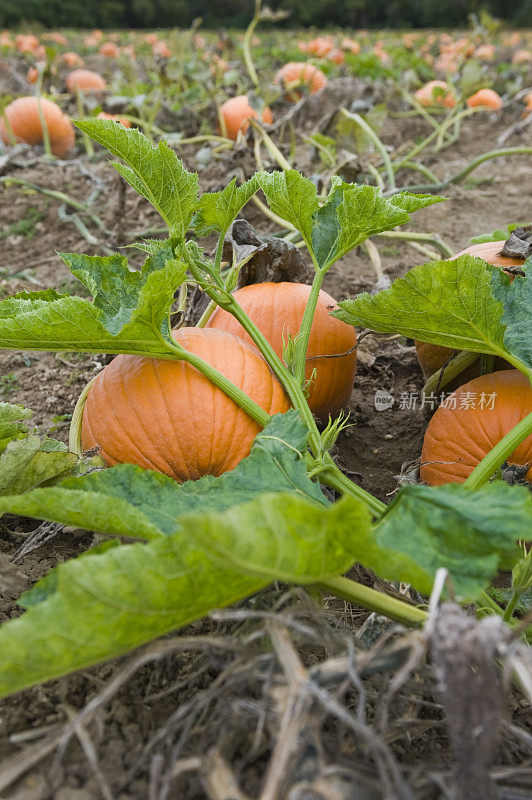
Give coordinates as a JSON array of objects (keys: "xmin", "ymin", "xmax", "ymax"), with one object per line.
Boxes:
[
  {"xmin": 206, "ymin": 282, "xmax": 357, "ymax": 423},
  {"xmin": 0, "ymin": 97, "xmax": 75, "ymax": 157},
  {"xmin": 81, "ymin": 327, "xmax": 290, "ymax": 482},
  {"xmin": 415, "ymin": 241, "xmax": 525, "ymax": 378},
  {"xmin": 421, "ymin": 370, "xmax": 532, "ymax": 485}
]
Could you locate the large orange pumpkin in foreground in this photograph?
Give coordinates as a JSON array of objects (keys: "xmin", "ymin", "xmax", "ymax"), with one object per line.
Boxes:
[
  {"xmin": 274, "ymin": 62, "xmax": 328, "ymax": 97},
  {"xmin": 81, "ymin": 327, "xmax": 290, "ymax": 482},
  {"xmin": 220, "ymin": 95, "xmax": 273, "ymax": 140},
  {"xmin": 206, "ymin": 282, "xmax": 357, "ymax": 423},
  {"xmin": 421, "ymin": 370, "xmax": 532, "ymax": 485},
  {"xmin": 415, "ymin": 240, "xmax": 525, "ymax": 378},
  {"xmin": 66, "ymin": 69, "xmax": 106, "ymax": 92},
  {"xmin": 0, "ymin": 97, "xmax": 75, "ymax": 157}
]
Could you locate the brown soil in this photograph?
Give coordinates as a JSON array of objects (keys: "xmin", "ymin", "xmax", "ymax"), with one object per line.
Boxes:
[{"xmin": 0, "ymin": 77, "xmax": 531, "ymax": 799}]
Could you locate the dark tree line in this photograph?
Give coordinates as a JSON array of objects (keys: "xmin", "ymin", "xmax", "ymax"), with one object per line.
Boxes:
[{"xmin": 1, "ymin": 0, "xmax": 531, "ymax": 30}]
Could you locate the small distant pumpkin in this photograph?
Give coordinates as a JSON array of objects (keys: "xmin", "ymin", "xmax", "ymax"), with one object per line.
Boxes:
[
  {"xmin": 81, "ymin": 327, "xmax": 290, "ymax": 482},
  {"xmin": 152, "ymin": 40, "xmax": 171, "ymax": 58},
  {"xmin": 466, "ymin": 88, "xmax": 503, "ymax": 110},
  {"xmin": 66, "ymin": 69, "xmax": 106, "ymax": 93},
  {"xmin": 414, "ymin": 80, "xmax": 456, "ymax": 109},
  {"xmin": 99, "ymin": 41, "xmax": 120, "ymax": 58},
  {"xmin": 61, "ymin": 52, "xmax": 85, "ymax": 68},
  {"xmin": 274, "ymin": 62, "xmax": 328, "ymax": 98},
  {"xmin": 421, "ymin": 370, "xmax": 532, "ymax": 486},
  {"xmin": 206, "ymin": 282, "xmax": 357, "ymax": 424},
  {"xmin": 220, "ymin": 95, "xmax": 273, "ymax": 140},
  {"xmin": 96, "ymin": 111, "xmax": 131, "ymax": 128},
  {"xmin": 0, "ymin": 96, "xmax": 75, "ymax": 157}
]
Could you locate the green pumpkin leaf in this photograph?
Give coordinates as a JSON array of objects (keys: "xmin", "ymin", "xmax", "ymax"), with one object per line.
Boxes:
[
  {"xmin": 311, "ymin": 184, "xmax": 442, "ymax": 269},
  {"xmin": 0, "ymin": 250, "xmax": 185, "ymax": 357},
  {"xmin": 0, "ymin": 401, "xmax": 33, "ymax": 450},
  {"xmin": 192, "ymin": 176, "xmax": 259, "ymax": 238},
  {"xmin": 368, "ymin": 482, "xmax": 528, "ymax": 600},
  {"xmin": 0, "ymin": 412, "xmax": 326, "ymax": 537},
  {"xmin": 256, "ymin": 170, "xmax": 319, "ymax": 244},
  {"xmin": 0, "ymin": 491, "xmax": 367, "ymax": 698},
  {"xmin": 0, "ymin": 435, "xmax": 77, "ymax": 496},
  {"xmin": 336, "ymin": 256, "xmax": 514, "ymax": 359},
  {"xmin": 490, "ymin": 268, "xmax": 532, "ymax": 371},
  {"xmin": 75, "ymin": 120, "xmax": 199, "ymax": 238}
]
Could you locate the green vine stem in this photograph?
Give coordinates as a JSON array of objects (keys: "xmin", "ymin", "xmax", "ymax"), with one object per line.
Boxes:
[
  {"xmin": 319, "ymin": 575, "xmax": 427, "ymax": 626},
  {"xmin": 503, "ymin": 591, "xmax": 521, "ymax": 623},
  {"xmin": 375, "ymin": 230, "xmax": 453, "ymax": 258},
  {"xmin": 242, "ymin": 0, "xmax": 261, "ymax": 88},
  {"xmin": 69, "ymin": 375, "xmax": 98, "ymax": 454},
  {"xmin": 422, "ymin": 350, "xmax": 480, "ymax": 396},
  {"xmin": 340, "ymin": 109, "xmax": 396, "ymax": 190},
  {"xmin": 464, "ymin": 409, "xmax": 532, "ymax": 490},
  {"xmin": 76, "ymin": 90, "xmax": 94, "ymax": 157},
  {"xmin": 36, "ymin": 94, "xmax": 52, "ymax": 157},
  {"xmin": 318, "ymin": 456, "xmax": 386, "ymax": 517},
  {"xmin": 391, "ymin": 147, "xmax": 532, "ymax": 195}
]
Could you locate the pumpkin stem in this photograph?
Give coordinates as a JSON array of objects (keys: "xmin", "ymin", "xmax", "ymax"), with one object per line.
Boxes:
[
  {"xmin": 69, "ymin": 374, "xmax": 98, "ymax": 455},
  {"xmin": 318, "ymin": 575, "xmax": 427, "ymax": 626},
  {"xmin": 464, "ymin": 408, "xmax": 532, "ymax": 489}
]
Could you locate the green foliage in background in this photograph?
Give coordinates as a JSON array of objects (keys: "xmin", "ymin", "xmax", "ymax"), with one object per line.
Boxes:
[{"xmin": 1, "ymin": 0, "xmax": 531, "ymax": 29}]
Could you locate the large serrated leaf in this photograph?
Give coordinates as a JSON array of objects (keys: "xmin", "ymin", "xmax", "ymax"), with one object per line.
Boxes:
[
  {"xmin": 256, "ymin": 170, "xmax": 319, "ymax": 244},
  {"xmin": 336, "ymin": 256, "xmax": 515, "ymax": 361},
  {"xmin": 0, "ymin": 402, "xmax": 33, "ymax": 450},
  {"xmin": 75, "ymin": 120, "xmax": 199, "ymax": 237},
  {"xmin": 0, "ymin": 435, "xmax": 77, "ymax": 496},
  {"xmin": 192, "ymin": 176, "xmax": 259, "ymax": 238},
  {"xmin": 0, "ymin": 492, "xmax": 368, "ymax": 698},
  {"xmin": 369, "ymin": 482, "xmax": 529, "ymax": 600},
  {"xmin": 312, "ymin": 183, "xmax": 442, "ymax": 269},
  {"xmin": 490, "ymin": 268, "xmax": 532, "ymax": 371},
  {"xmin": 0, "ymin": 412, "xmax": 326, "ymax": 536},
  {"xmin": 0, "ymin": 251, "xmax": 184, "ymax": 356}
]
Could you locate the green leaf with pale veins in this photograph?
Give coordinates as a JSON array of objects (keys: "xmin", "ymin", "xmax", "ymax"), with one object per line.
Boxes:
[
  {"xmin": 256, "ymin": 170, "xmax": 319, "ymax": 244},
  {"xmin": 0, "ymin": 402, "xmax": 33, "ymax": 450},
  {"xmin": 0, "ymin": 435, "xmax": 76, "ymax": 496},
  {"xmin": 0, "ymin": 492, "xmax": 368, "ymax": 698},
  {"xmin": 0, "ymin": 251, "xmax": 185, "ymax": 356},
  {"xmin": 311, "ymin": 183, "xmax": 442, "ymax": 269},
  {"xmin": 192, "ymin": 176, "xmax": 259, "ymax": 237},
  {"xmin": 369, "ymin": 482, "xmax": 529, "ymax": 600},
  {"xmin": 490, "ymin": 268, "xmax": 532, "ymax": 372},
  {"xmin": 336, "ymin": 256, "xmax": 515, "ymax": 361},
  {"xmin": 75, "ymin": 119, "xmax": 199, "ymax": 237},
  {"xmin": 0, "ymin": 412, "xmax": 326, "ymax": 537}
]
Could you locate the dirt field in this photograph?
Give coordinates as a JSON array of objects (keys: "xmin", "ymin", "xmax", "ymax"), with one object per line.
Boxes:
[{"xmin": 1, "ymin": 71, "xmax": 531, "ymax": 799}]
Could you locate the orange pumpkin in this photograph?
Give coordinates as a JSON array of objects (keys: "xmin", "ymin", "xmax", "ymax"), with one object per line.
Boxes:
[
  {"xmin": 99, "ymin": 42, "xmax": 120, "ymax": 58},
  {"xmin": 81, "ymin": 327, "xmax": 290, "ymax": 482},
  {"xmin": 206, "ymin": 282, "xmax": 357, "ymax": 423},
  {"xmin": 61, "ymin": 52, "xmax": 85, "ymax": 68},
  {"xmin": 0, "ymin": 97, "xmax": 75, "ymax": 157},
  {"xmin": 421, "ymin": 370, "xmax": 532, "ymax": 485},
  {"xmin": 414, "ymin": 80, "xmax": 456, "ymax": 109},
  {"xmin": 152, "ymin": 40, "xmax": 171, "ymax": 57},
  {"xmin": 15, "ymin": 34, "xmax": 39, "ymax": 54},
  {"xmin": 274, "ymin": 62, "xmax": 328, "ymax": 97},
  {"xmin": 66, "ymin": 69, "xmax": 106, "ymax": 93},
  {"xmin": 415, "ymin": 241, "xmax": 525, "ymax": 378},
  {"xmin": 96, "ymin": 112, "xmax": 131, "ymax": 128},
  {"xmin": 466, "ymin": 88, "xmax": 503, "ymax": 110},
  {"xmin": 27, "ymin": 66, "xmax": 39, "ymax": 84},
  {"xmin": 220, "ymin": 95, "xmax": 273, "ymax": 140}
]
